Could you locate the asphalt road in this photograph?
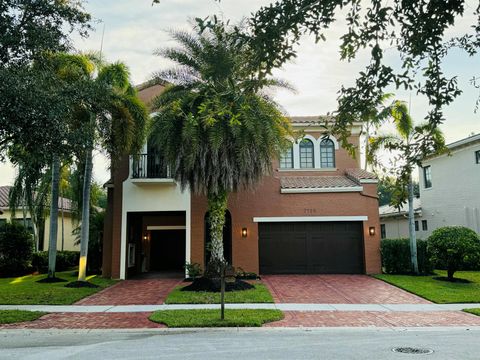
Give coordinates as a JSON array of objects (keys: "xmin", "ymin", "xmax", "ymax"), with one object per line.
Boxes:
[{"xmin": 0, "ymin": 327, "xmax": 479, "ymax": 359}]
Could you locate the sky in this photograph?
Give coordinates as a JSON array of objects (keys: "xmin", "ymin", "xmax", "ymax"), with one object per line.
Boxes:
[{"xmin": 1, "ymin": 0, "xmax": 479, "ymax": 185}]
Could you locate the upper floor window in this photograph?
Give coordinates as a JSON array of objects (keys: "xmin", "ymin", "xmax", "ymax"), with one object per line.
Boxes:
[
  {"xmin": 299, "ymin": 139, "xmax": 314, "ymax": 168},
  {"xmin": 279, "ymin": 145, "xmax": 294, "ymax": 169},
  {"xmin": 475, "ymin": 150, "xmax": 480, "ymax": 164},
  {"xmin": 380, "ymin": 224, "xmax": 386, "ymax": 239},
  {"xmin": 423, "ymin": 166, "xmax": 432, "ymax": 188},
  {"xmin": 414, "ymin": 220, "xmax": 419, "ymax": 231},
  {"xmin": 320, "ymin": 138, "xmax": 335, "ymax": 168}
]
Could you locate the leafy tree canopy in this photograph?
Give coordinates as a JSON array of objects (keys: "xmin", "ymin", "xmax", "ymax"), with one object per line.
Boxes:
[
  {"xmin": 0, "ymin": 0, "xmax": 91, "ymax": 66},
  {"xmin": 196, "ymin": 0, "xmax": 479, "ymax": 166}
]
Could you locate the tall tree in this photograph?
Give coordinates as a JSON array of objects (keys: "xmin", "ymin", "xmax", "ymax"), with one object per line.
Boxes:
[
  {"xmin": 194, "ymin": 1, "xmax": 479, "ymax": 160},
  {"xmin": 150, "ymin": 22, "xmax": 292, "ymax": 276},
  {"xmin": 368, "ymin": 101, "xmax": 445, "ymax": 274},
  {"xmin": 71, "ymin": 58, "xmax": 148, "ymax": 283}
]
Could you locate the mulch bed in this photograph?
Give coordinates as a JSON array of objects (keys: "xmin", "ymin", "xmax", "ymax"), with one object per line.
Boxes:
[{"xmin": 181, "ymin": 277, "xmax": 254, "ymax": 292}]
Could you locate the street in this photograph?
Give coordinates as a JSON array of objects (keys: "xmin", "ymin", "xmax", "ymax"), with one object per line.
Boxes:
[{"xmin": 0, "ymin": 327, "xmax": 479, "ymax": 359}]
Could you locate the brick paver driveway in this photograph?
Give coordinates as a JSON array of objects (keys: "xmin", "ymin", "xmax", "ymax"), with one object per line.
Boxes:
[
  {"xmin": 262, "ymin": 275, "xmax": 430, "ymax": 304},
  {"xmin": 75, "ymin": 277, "xmax": 182, "ymax": 305}
]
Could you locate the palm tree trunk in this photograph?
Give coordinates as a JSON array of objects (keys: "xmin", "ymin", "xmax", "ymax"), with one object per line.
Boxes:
[
  {"xmin": 48, "ymin": 156, "xmax": 60, "ymax": 279},
  {"xmin": 206, "ymin": 190, "xmax": 228, "ymax": 276},
  {"xmin": 61, "ymin": 187, "xmax": 65, "ymax": 252},
  {"xmin": 408, "ymin": 174, "xmax": 419, "ymax": 274},
  {"xmin": 78, "ymin": 147, "xmax": 93, "ymax": 282}
]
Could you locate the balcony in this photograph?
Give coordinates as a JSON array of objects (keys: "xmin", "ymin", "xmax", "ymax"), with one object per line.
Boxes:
[{"xmin": 131, "ymin": 154, "xmax": 175, "ymax": 185}]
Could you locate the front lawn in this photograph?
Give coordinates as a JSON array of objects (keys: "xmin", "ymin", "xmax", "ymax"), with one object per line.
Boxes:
[
  {"xmin": 149, "ymin": 309, "xmax": 283, "ymax": 327},
  {"xmin": 464, "ymin": 308, "xmax": 480, "ymax": 316},
  {"xmin": 0, "ymin": 271, "xmax": 116, "ymax": 305},
  {"xmin": 165, "ymin": 282, "xmax": 274, "ymax": 304},
  {"xmin": 375, "ymin": 270, "xmax": 480, "ymax": 303},
  {"xmin": 0, "ymin": 310, "xmax": 47, "ymax": 324}
]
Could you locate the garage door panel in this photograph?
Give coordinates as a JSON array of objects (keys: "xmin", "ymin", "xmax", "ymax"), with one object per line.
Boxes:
[{"xmin": 259, "ymin": 221, "xmax": 364, "ymax": 274}]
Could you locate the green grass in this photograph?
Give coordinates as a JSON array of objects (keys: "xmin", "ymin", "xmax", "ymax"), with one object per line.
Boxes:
[
  {"xmin": 463, "ymin": 308, "xmax": 480, "ymax": 316},
  {"xmin": 0, "ymin": 310, "xmax": 47, "ymax": 324},
  {"xmin": 149, "ymin": 309, "xmax": 283, "ymax": 327},
  {"xmin": 0, "ymin": 271, "xmax": 117, "ymax": 305},
  {"xmin": 374, "ymin": 270, "xmax": 480, "ymax": 303},
  {"xmin": 164, "ymin": 283, "xmax": 274, "ymax": 304}
]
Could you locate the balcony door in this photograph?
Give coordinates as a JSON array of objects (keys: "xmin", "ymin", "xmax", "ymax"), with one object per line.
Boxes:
[{"xmin": 147, "ymin": 140, "xmax": 167, "ymax": 178}]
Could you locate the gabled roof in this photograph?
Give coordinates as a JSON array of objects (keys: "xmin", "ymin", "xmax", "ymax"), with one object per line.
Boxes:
[
  {"xmin": 0, "ymin": 185, "xmax": 73, "ymax": 211},
  {"xmin": 379, "ymin": 197, "xmax": 422, "ymax": 218}
]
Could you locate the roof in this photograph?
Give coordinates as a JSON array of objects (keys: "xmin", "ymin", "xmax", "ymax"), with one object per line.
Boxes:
[
  {"xmin": 280, "ymin": 176, "xmax": 361, "ymax": 190},
  {"xmin": 0, "ymin": 186, "xmax": 73, "ymax": 211},
  {"xmin": 446, "ymin": 133, "xmax": 480, "ymax": 151},
  {"xmin": 289, "ymin": 116, "xmax": 335, "ymax": 125},
  {"xmin": 345, "ymin": 168, "xmax": 377, "ymax": 183},
  {"xmin": 379, "ymin": 197, "xmax": 422, "ymax": 218}
]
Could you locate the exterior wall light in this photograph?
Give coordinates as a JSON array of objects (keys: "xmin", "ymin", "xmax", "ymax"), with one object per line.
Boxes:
[
  {"xmin": 143, "ymin": 234, "xmax": 148, "ymax": 241},
  {"xmin": 241, "ymin": 228, "xmax": 248, "ymax": 238},
  {"xmin": 369, "ymin": 226, "xmax": 375, "ymax": 236}
]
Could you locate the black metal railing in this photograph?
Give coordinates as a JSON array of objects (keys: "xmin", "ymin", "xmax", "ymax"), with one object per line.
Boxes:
[{"xmin": 131, "ymin": 154, "xmax": 170, "ymax": 179}]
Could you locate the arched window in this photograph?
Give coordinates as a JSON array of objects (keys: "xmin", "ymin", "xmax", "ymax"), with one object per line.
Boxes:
[
  {"xmin": 320, "ymin": 138, "xmax": 335, "ymax": 168},
  {"xmin": 279, "ymin": 143, "xmax": 294, "ymax": 169},
  {"xmin": 299, "ymin": 139, "xmax": 314, "ymax": 168}
]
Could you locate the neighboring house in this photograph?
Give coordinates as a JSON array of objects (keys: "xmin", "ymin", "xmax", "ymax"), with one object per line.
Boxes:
[
  {"xmin": 102, "ymin": 83, "xmax": 381, "ymax": 280},
  {"xmin": 379, "ymin": 134, "xmax": 480, "ymax": 240},
  {"xmin": 379, "ymin": 198, "xmax": 428, "ymax": 239},
  {"xmin": 0, "ymin": 185, "xmax": 79, "ymax": 252},
  {"xmin": 417, "ymin": 134, "xmax": 480, "ymax": 236}
]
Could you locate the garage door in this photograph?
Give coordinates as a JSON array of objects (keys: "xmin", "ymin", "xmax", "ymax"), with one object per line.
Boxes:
[{"xmin": 259, "ymin": 222, "xmax": 364, "ymax": 274}]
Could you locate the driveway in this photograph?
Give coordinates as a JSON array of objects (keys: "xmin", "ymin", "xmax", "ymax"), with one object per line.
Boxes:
[{"xmin": 262, "ymin": 274, "xmax": 430, "ymax": 304}]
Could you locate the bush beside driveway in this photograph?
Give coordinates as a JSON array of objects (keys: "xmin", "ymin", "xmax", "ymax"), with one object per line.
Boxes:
[{"xmin": 375, "ymin": 271, "xmax": 480, "ymax": 303}]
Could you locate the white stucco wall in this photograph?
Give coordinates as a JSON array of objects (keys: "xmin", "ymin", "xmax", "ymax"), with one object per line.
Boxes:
[
  {"xmin": 120, "ymin": 158, "xmax": 191, "ymax": 279},
  {"xmin": 419, "ymin": 140, "xmax": 480, "ymax": 237}
]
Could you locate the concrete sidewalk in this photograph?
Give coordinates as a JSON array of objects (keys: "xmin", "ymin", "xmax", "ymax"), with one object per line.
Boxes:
[{"xmin": 1, "ymin": 303, "xmax": 479, "ymax": 313}]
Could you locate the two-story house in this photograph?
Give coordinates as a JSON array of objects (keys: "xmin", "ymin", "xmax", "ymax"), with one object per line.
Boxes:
[
  {"xmin": 417, "ymin": 133, "xmax": 480, "ymax": 237},
  {"xmin": 101, "ymin": 83, "xmax": 381, "ymax": 279}
]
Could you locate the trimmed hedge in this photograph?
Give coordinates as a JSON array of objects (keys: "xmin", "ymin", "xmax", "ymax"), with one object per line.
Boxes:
[
  {"xmin": 32, "ymin": 251, "xmax": 80, "ymax": 274},
  {"xmin": 0, "ymin": 222, "xmax": 34, "ymax": 277},
  {"xmin": 380, "ymin": 238, "xmax": 433, "ymax": 274}
]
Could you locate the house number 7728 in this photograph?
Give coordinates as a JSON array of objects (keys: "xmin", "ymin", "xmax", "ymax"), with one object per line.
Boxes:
[{"xmin": 304, "ymin": 208, "xmax": 316, "ymax": 214}]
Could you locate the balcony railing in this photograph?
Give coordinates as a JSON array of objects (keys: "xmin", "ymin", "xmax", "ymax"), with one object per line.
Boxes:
[{"xmin": 131, "ymin": 154, "xmax": 171, "ymax": 179}]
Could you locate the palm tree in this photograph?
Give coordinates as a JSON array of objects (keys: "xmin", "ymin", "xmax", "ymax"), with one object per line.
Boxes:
[
  {"xmin": 73, "ymin": 58, "xmax": 148, "ymax": 283},
  {"xmin": 150, "ymin": 23, "xmax": 292, "ymax": 276},
  {"xmin": 368, "ymin": 100, "xmax": 445, "ymax": 274}
]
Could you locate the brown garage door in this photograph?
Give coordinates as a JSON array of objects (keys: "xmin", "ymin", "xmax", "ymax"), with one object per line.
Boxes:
[{"xmin": 259, "ymin": 222, "xmax": 365, "ymax": 274}]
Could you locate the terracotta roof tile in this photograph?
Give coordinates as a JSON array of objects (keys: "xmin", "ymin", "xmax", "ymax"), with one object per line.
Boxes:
[
  {"xmin": 280, "ymin": 176, "xmax": 360, "ymax": 189},
  {"xmin": 0, "ymin": 185, "xmax": 73, "ymax": 211},
  {"xmin": 345, "ymin": 168, "xmax": 377, "ymax": 182}
]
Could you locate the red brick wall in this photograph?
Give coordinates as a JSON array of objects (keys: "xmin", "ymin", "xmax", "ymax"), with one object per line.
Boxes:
[{"xmin": 190, "ymin": 134, "xmax": 381, "ymax": 275}]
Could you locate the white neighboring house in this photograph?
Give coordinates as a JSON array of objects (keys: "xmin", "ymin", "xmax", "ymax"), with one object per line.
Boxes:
[
  {"xmin": 379, "ymin": 134, "xmax": 480, "ymax": 240},
  {"xmin": 419, "ymin": 134, "xmax": 480, "ymax": 235},
  {"xmin": 379, "ymin": 198, "xmax": 428, "ymax": 239}
]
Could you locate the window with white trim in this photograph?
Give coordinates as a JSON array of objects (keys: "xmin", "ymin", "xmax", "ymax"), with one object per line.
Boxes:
[
  {"xmin": 279, "ymin": 144, "xmax": 294, "ymax": 169},
  {"xmin": 299, "ymin": 139, "xmax": 314, "ymax": 168},
  {"xmin": 320, "ymin": 138, "xmax": 335, "ymax": 168},
  {"xmin": 475, "ymin": 150, "xmax": 480, "ymax": 164}
]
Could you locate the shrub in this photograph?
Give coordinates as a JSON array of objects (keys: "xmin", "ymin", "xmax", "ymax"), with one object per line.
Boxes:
[
  {"xmin": 0, "ymin": 222, "xmax": 34, "ymax": 277},
  {"xmin": 32, "ymin": 251, "xmax": 80, "ymax": 274},
  {"xmin": 380, "ymin": 238, "xmax": 433, "ymax": 274},
  {"xmin": 184, "ymin": 262, "xmax": 202, "ymax": 280},
  {"xmin": 428, "ymin": 226, "xmax": 480, "ymax": 281}
]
